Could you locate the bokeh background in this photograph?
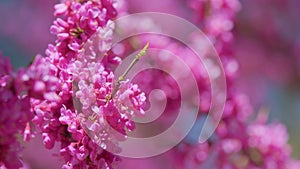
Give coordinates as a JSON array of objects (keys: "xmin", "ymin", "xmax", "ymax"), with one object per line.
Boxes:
[{"xmin": 0, "ymin": 0, "xmax": 299, "ymax": 168}]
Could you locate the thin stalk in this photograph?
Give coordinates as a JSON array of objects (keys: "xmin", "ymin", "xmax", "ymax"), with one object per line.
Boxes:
[{"xmin": 106, "ymin": 42, "xmax": 150, "ymax": 102}]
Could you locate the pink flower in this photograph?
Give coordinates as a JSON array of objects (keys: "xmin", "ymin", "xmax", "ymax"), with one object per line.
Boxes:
[
  {"xmin": 0, "ymin": 55, "xmax": 33, "ymax": 168},
  {"xmin": 30, "ymin": 0, "xmax": 147, "ymax": 168}
]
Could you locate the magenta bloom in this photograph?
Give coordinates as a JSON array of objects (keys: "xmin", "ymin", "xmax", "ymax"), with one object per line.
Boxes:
[
  {"xmin": 0, "ymin": 0, "xmax": 299, "ymax": 168},
  {"xmin": 0, "ymin": 55, "xmax": 33, "ymax": 169}
]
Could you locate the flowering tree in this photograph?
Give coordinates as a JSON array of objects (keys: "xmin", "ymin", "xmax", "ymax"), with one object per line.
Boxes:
[{"xmin": 0, "ymin": 0, "xmax": 299, "ymax": 169}]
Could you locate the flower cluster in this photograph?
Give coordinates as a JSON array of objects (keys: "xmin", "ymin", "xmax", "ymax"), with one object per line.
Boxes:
[
  {"xmin": 1, "ymin": 0, "xmax": 300, "ymax": 168},
  {"xmin": 0, "ymin": 53, "xmax": 60, "ymax": 168},
  {"xmin": 0, "ymin": 55, "xmax": 31, "ymax": 169},
  {"xmin": 50, "ymin": 0, "xmax": 117, "ymax": 59},
  {"xmin": 71, "ymin": 60, "xmax": 145, "ymax": 152},
  {"xmin": 166, "ymin": 0, "xmax": 300, "ymax": 169},
  {"xmin": 29, "ymin": 0, "xmax": 146, "ymax": 168}
]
